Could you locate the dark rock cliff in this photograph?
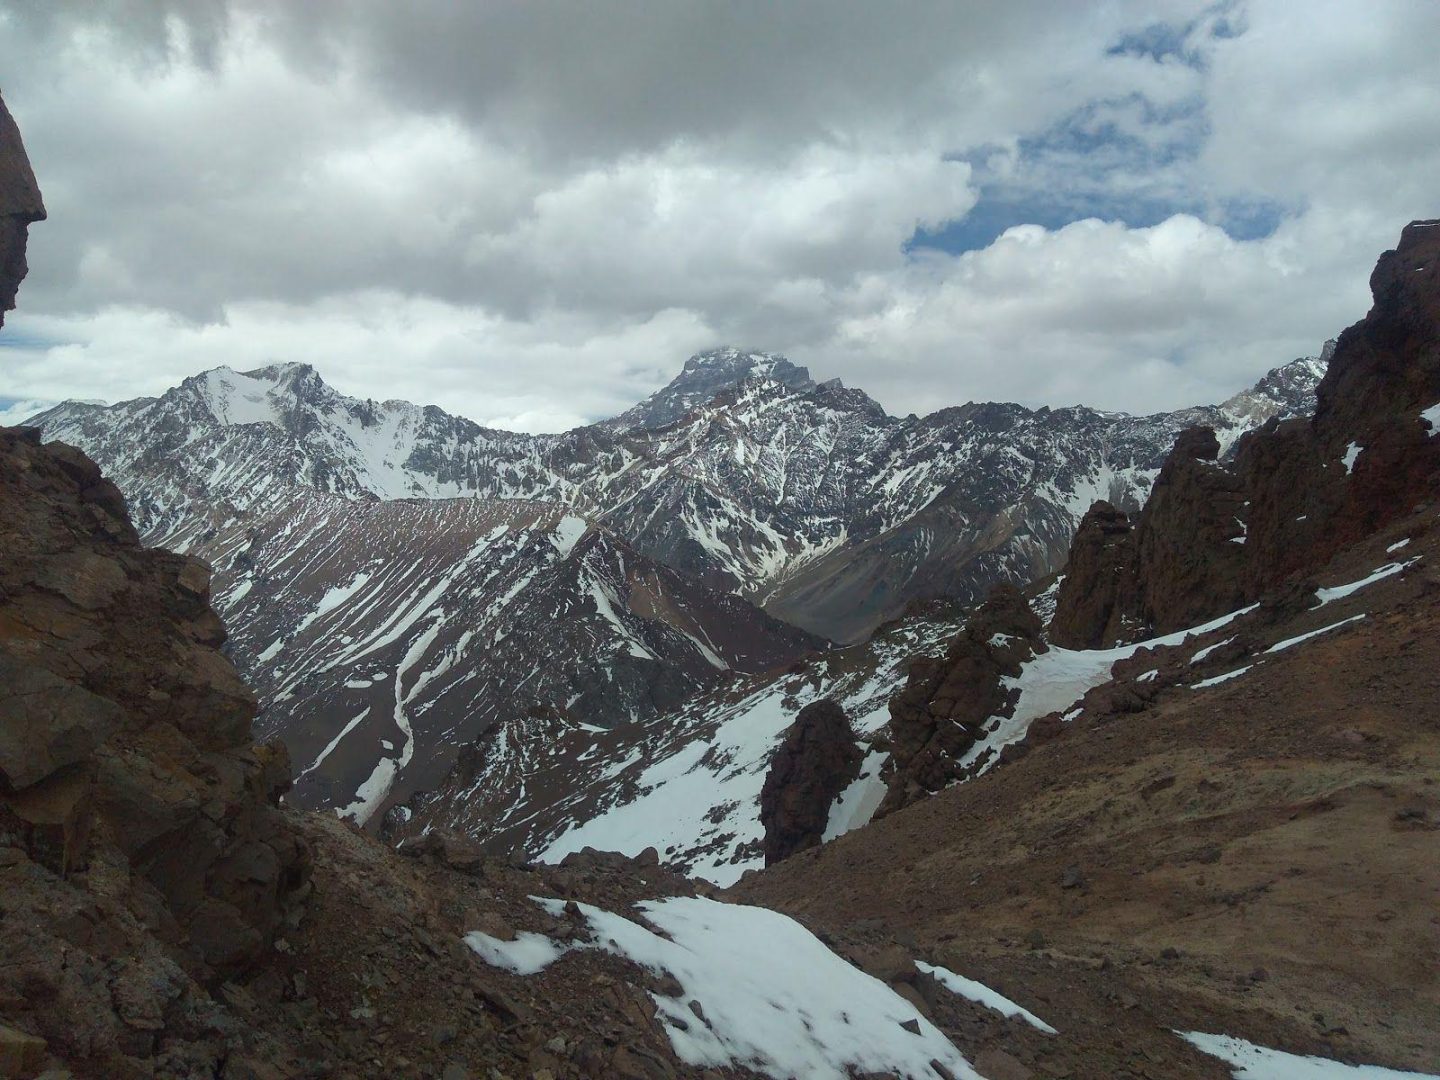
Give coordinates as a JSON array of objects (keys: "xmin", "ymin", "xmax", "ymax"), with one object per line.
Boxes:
[
  {"xmin": 0, "ymin": 93, "xmax": 45, "ymax": 327},
  {"xmin": 1047, "ymin": 501, "xmax": 1139, "ymax": 649},
  {"xmin": 1052, "ymin": 220, "xmax": 1440, "ymax": 643},
  {"xmin": 0, "ymin": 428, "xmax": 313, "ymax": 974},
  {"xmin": 759, "ymin": 698, "xmax": 863, "ymax": 866}
]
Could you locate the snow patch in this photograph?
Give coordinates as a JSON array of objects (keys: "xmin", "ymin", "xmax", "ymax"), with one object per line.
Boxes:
[
  {"xmin": 1342, "ymin": 442, "xmax": 1362, "ymax": 474},
  {"xmin": 821, "ymin": 750, "xmax": 888, "ymax": 843},
  {"xmin": 959, "ymin": 605, "xmax": 1258, "ymax": 775},
  {"xmin": 1266, "ymin": 615, "xmax": 1366, "ymax": 654},
  {"xmin": 1193, "ymin": 666, "xmax": 1252, "ymax": 689},
  {"xmin": 550, "ymin": 514, "xmax": 589, "ymax": 557},
  {"xmin": 535, "ymin": 895, "xmax": 979, "ymax": 1080},
  {"xmin": 464, "ymin": 930, "xmax": 567, "ymax": 976},
  {"xmin": 917, "ymin": 960, "xmax": 1057, "ymax": 1033},
  {"xmin": 1191, "ymin": 636, "xmax": 1236, "ymax": 664},
  {"xmin": 1420, "ymin": 401, "xmax": 1440, "ymax": 434},
  {"xmin": 1180, "ymin": 1031, "xmax": 1440, "ymax": 1079},
  {"xmin": 1317, "ymin": 561, "xmax": 1411, "ymax": 605}
]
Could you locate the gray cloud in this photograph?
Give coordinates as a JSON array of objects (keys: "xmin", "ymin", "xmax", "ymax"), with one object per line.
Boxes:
[{"xmin": 0, "ymin": 0, "xmax": 1436, "ymax": 430}]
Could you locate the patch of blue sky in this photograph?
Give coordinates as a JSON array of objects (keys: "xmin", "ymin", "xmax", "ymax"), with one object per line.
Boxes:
[
  {"xmin": 908, "ymin": 84, "xmax": 1287, "ymax": 256},
  {"xmin": 1105, "ymin": 2, "xmax": 1245, "ymax": 68},
  {"xmin": 0, "ymin": 321, "xmax": 65, "ymax": 350}
]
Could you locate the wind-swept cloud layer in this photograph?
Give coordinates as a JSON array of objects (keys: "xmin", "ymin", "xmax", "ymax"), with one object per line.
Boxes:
[{"xmin": 1, "ymin": 1, "xmax": 1437, "ymax": 429}]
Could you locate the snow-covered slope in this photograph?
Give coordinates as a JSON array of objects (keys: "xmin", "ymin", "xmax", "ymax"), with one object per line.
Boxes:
[
  {"xmin": 394, "ymin": 609, "xmax": 965, "ymax": 882},
  {"xmin": 194, "ymin": 492, "xmax": 816, "ymax": 824}
]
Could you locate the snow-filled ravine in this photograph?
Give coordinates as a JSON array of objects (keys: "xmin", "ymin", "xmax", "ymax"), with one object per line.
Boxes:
[{"xmin": 466, "ymin": 895, "xmax": 984, "ymax": 1080}]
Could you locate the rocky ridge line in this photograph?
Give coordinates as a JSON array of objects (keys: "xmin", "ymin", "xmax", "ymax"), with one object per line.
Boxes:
[{"xmin": 1050, "ymin": 219, "xmax": 1440, "ymax": 647}]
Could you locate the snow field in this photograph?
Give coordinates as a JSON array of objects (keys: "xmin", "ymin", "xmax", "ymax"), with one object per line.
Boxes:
[{"xmin": 464, "ymin": 895, "xmax": 980, "ymax": 1080}]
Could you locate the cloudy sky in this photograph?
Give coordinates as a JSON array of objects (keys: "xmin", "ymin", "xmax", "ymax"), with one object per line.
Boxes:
[{"xmin": 1, "ymin": 1, "xmax": 1437, "ymax": 431}]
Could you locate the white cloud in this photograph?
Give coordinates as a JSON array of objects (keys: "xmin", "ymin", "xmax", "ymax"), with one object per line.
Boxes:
[{"xmin": 0, "ymin": 0, "xmax": 1436, "ymax": 430}]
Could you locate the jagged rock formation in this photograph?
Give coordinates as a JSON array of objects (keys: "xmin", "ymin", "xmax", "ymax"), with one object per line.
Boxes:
[
  {"xmin": 1242, "ymin": 219, "xmax": 1440, "ymax": 585},
  {"xmin": 0, "ymin": 93, "xmax": 45, "ymax": 327},
  {"xmin": 878, "ymin": 584, "xmax": 1046, "ymax": 815},
  {"xmin": 0, "ymin": 427, "xmax": 313, "ymax": 1071},
  {"xmin": 758, "ymin": 698, "xmax": 863, "ymax": 866},
  {"xmin": 1052, "ymin": 219, "xmax": 1440, "ymax": 645},
  {"xmin": 1046, "ymin": 501, "xmax": 1139, "ymax": 649}
]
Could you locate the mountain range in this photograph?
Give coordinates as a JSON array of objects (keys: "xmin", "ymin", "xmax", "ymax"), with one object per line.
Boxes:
[{"xmin": 29, "ymin": 346, "xmax": 1326, "ymax": 823}]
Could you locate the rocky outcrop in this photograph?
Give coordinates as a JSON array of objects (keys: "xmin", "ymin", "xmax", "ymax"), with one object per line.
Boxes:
[
  {"xmin": 0, "ymin": 427, "xmax": 313, "ymax": 1070},
  {"xmin": 878, "ymin": 584, "xmax": 1045, "ymax": 815},
  {"xmin": 1053, "ymin": 220, "xmax": 1440, "ymax": 645},
  {"xmin": 1134, "ymin": 426, "xmax": 1250, "ymax": 634},
  {"xmin": 1243, "ymin": 218, "xmax": 1440, "ymax": 587},
  {"xmin": 759, "ymin": 699, "xmax": 863, "ymax": 865},
  {"xmin": 0, "ymin": 93, "xmax": 45, "ymax": 327},
  {"xmin": 1046, "ymin": 501, "xmax": 1139, "ymax": 649}
]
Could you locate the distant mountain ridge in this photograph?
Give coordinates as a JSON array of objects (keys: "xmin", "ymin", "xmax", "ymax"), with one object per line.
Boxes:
[
  {"xmin": 34, "ymin": 346, "xmax": 1327, "ymax": 640},
  {"xmin": 28, "ymin": 346, "xmax": 1327, "ymax": 822}
]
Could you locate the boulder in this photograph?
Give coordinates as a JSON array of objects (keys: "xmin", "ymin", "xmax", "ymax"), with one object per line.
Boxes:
[
  {"xmin": 878, "ymin": 583, "xmax": 1046, "ymax": 814},
  {"xmin": 759, "ymin": 699, "xmax": 863, "ymax": 865}
]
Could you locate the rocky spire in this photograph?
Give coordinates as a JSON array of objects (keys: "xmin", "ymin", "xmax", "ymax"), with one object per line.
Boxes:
[{"xmin": 0, "ymin": 92, "xmax": 46, "ymax": 327}]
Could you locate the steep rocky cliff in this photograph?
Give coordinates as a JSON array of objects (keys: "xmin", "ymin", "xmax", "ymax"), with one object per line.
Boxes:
[
  {"xmin": 0, "ymin": 425, "xmax": 314, "ymax": 1070},
  {"xmin": 1051, "ymin": 220, "xmax": 1440, "ymax": 645},
  {"xmin": 0, "ymin": 93, "xmax": 45, "ymax": 326}
]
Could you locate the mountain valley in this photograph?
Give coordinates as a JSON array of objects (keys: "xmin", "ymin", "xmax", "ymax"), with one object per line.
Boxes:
[
  {"xmin": 29, "ymin": 345, "xmax": 1324, "ymax": 824},
  {"xmin": 3, "ymin": 87, "xmax": 1440, "ymax": 1080}
]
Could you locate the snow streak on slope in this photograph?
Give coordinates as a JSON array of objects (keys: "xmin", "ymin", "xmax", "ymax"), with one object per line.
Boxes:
[{"xmin": 203, "ymin": 493, "xmax": 816, "ymax": 825}]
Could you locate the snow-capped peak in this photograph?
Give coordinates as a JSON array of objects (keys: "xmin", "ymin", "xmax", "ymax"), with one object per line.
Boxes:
[{"xmin": 607, "ymin": 347, "xmax": 818, "ymax": 431}]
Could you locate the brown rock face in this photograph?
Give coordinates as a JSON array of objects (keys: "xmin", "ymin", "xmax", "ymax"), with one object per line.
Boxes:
[
  {"xmin": 1244, "ymin": 218, "xmax": 1440, "ymax": 585},
  {"xmin": 0, "ymin": 427, "xmax": 311, "ymax": 981},
  {"xmin": 1134, "ymin": 426, "xmax": 1250, "ymax": 634},
  {"xmin": 1046, "ymin": 501, "xmax": 1139, "ymax": 649},
  {"xmin": 0, "ymin": 93, "xmax": 46, "ymax": 327},
  {"xmin": 879, "ymin": 583, "xmax": 1045, "ymax": 815},
  {"xmin": 1053, "ymin": 220, "xmax": 1440, "ymax": 644},
  {"xmin": 759, "ymin": 699, "xmax": 863, "ymax": 865}
]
